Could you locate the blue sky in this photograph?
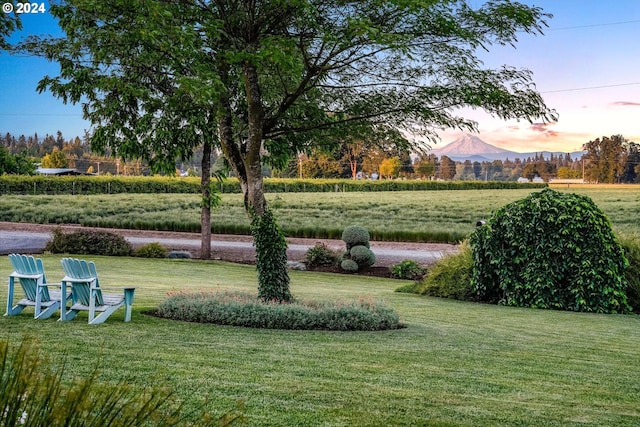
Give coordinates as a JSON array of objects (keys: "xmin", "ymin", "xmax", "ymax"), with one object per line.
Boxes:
[{"xmin": 1, "ymin": 0, "xmax": 639, "ymax": 153}]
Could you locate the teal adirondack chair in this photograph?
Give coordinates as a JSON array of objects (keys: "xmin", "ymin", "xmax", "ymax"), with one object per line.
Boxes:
[
  {"xmin": 5, "ymin": 254, "xmax": 67, "ymax": 319},
  {"xmin": 60, "ymin": 258, "xmax": 135, "ymax": 325}
]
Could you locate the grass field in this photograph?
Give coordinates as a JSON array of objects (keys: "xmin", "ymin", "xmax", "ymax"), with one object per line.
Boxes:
[
  {"xmin": 1, "ymin": 256, "xmax": 639, "ymax": 425},
  {"xmin": 1, "ymin": 186, "xmax": 639, "ymax": 241}
]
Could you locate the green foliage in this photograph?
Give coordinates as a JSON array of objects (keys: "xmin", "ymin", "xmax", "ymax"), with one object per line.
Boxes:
[
  {"xmin": 0, "ymin": 336, "xmax": 237, "ymax": 427},
  {"xmin": 250, "ymin": 208, "xmax": 292, "ymax": 303},
  {"xmin": 341, "ymin": 225, "xmax": 376, "ymax": 272},
  {"xmin": 618, "ymin": 233, "xmax": 640, "ymax": 313},
  {"xmin": 135, "ymin": 242, "xmax": 167, "ymax": 258},
  {"xmin": 470, "ymin": 189, "xmax": 630, "ymax": 313},
  {"xmin": 40, "ymin": 149, "xmax": 69, "ymax": 168},
  {"xmin": 411, "ymin": 242, "xmax": 474, "ymax": 300},
  {"xmin": 389, "ymin": 260, "xmax": 427, "ymax": 280},
  {"xmin": 305, "ymin": 243, "xmax": 340, "ymax": 268},
  {"xmin": 45, "ymin": 228, "xmax": 132, "ymax": 256},
  {"xmin": 156, "ymin": 290, "xmax": 402, "ymax": 331},
  {"xmin": 341, "ymin": 225, "xmax": 371, "ymax": 249},
  {"xmin": 349, "ymin": 245, "xmax": 376, "ymax": 267},
  {"xmin": 0, "ymin": 147, "xmax": 35, "ymax": 175},
  {"xmin": 341, "ymin": 259, "xmax": 360, "ymax": 272},
  {"xmin": 0, "ymin": 175, "xmax": 548, "ymax": 196}
]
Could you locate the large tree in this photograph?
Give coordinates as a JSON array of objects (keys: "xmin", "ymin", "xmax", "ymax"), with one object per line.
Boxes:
[
  {"xmin": 25, "ymin": 0, "xmax": 556, "ymax": 301},
  {"xmin": 583, "ymin": 135, "xmax": 627, "ymax": 183}
]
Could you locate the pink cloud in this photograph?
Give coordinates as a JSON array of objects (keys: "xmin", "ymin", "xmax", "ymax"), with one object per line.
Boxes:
[
  {"xmin": 529, "ymin": 123, "xmax": 558, "ymax": 137},
  {"xmin": 611, "ymin": 101, "xmax": 640, "ymax": 107}
]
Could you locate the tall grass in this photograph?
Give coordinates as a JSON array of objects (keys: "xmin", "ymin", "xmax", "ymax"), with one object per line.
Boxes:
[
  {"xmin": 1, "ymin": 256, "xmax": 639, "ymax": 426},
  {"xmin": 0, "ymin": 187, "xmax": 639, "ymax": 241}
]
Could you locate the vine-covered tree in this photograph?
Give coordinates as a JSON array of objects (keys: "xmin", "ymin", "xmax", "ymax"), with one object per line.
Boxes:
[{"xmin": 24, "ymin": 0, "xmax": 556, "ymax": 302}]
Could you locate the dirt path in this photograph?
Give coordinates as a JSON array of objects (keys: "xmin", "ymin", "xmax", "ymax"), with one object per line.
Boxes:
[{"xmin": 0, "ymin": 222, "xmax": 458, "ymax": 267}]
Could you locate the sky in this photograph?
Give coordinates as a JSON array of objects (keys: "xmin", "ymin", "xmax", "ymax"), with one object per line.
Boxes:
[{"xmin": 1, "ymin": 1, "xmax": 639, "ymax": 154}]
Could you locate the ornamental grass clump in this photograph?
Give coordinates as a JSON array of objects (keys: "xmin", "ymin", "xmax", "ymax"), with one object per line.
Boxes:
[
  {"xmin": 470, "ymin": 189, "xmax": 630, "ymax": 313},
  {"xmin": 156, "ymin": 290, "xmax": 402, "ymax": 331},
  {"xmin": 0, "ymin": 337, "xmax": 244, "ymax": 426}
]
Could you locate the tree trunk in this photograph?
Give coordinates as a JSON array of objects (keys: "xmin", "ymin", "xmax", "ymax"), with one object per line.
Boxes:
[
  {"xmin": 215, "ymin": 57, "xmax": 292, "ymax": 302},
  {"xmin": 200, "ymin": 140, "xmax": 212, "ymax": 260}
]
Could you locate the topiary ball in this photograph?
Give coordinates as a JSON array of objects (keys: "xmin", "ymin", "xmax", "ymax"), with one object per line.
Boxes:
[
  {"xmin": 341, "ymin": 259, "xmax": 360, "ymax": 273},
  {"xmin": 349, "ymin": 245, "xmax": 376, "ymax": 268},
  {"xmin": 470, "ymin": 188, "xmax": 630, "ymax": 314},
  {"xmin": 342, "ymin": 225, "xmax": 370, "ymax": 249}
]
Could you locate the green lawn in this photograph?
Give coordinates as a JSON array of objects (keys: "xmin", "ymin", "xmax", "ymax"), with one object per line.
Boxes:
[
  {"xmin": 2, "ymin": 255, "xmax": 639, "ymax": 426},
  {"xmin": 1, "ymin": 186, "xmax": 639, "ymax": 242}
]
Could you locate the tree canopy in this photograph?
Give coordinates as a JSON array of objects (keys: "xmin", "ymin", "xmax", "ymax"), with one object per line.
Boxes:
[
  {"xmin": 583, "ymin": 135, "xmax": 640, "ymax": 184},
  {"xmin": 22, "ymin": 0, "xmax": 557, "ymax": 301}
]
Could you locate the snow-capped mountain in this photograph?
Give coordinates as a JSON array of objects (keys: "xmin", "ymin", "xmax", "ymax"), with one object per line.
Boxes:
[{"xmin": 427, "ymin": 134, "xmax": 583, "ymax": 162}]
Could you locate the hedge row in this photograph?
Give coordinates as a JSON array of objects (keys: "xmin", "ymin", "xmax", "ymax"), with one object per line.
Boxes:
[{"xmin": 0, "ymin": 175, "xmax": 547, "ymax": 195}]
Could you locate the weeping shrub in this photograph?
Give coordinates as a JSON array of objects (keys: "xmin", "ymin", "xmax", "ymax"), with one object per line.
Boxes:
[{"xmin": 470, "ymin": 189, "xmax": 630, "ymax": 313}]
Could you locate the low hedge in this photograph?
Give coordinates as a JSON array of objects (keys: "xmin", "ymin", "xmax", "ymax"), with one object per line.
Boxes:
[
  {"xmin": 156, "ymin": 290, "xmax": 403, "ymax": 331},
  {"xmin": 0, "ymin": 175, "xmax": 547, "ymax": 195}
]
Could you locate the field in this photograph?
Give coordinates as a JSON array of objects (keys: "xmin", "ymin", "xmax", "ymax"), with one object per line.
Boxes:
[
  {"xmin": 1, "ymin": 256, "xmax": 640, "ymax": 426},
  {"xmin": 1, "ymin": 186, "xmax": 639, "ymax": 242}
]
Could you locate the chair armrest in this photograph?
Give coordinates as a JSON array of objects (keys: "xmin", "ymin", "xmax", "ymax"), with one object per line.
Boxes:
[
  {"xmin": 10, "ymin": 272, "xmax": 43, "ymax": 280},
  {"xmin": 38, "ymin": 282, "xmax": 62, "ymax": 288}
]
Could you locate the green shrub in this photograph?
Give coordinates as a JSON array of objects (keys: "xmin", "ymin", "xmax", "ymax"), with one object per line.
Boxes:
[
  {"xmin": 341, "ymin": 225, "xmax": 376, "ymax": 272},
  {"xmin": 0, "ymin": 175, "xmax": 547, "ymax": 196},
  {"xmin": 0, "ymin": 337, "xmax": 244, "ymax": 426},
  {"xmin": 250, "ymin": 208, "xmax": 291, "ymax": 303},
  {"xmin": 341, "ymin": 259, "xmax": 360, "ymax": 272},
  {"xmin": 305, "ymin": 243, "xmax": 340, "ymax": 268},
  {"xmin": 619, "ymin": 233, "xmax": 640, "ymax": 313},
  {"xmin": 135, "ymin": 242, "xmax": 168, "ymax": 258},
  {"xmin": 349, "ymin": 245, "xmax": 376, "ymax": 267},
  {"xmin": 390, "ymin": 260, "xmax": 427, "ymax": 280},
  {"xmin": 45, "ymin": 228, "xmax": 132, "ymax": 256},
  {"xmin": 470, "ymin": 189, "xmax": 630, "ymax": 313},
  {"xmin": 341, "ymin": 225, "xmax": 370, "ymax": 249},
  {"xmin": 156, "ymin": 290, "xmax": 403, "ymax": 331},
  {"xmin": 414, "ymin": 242, "xmax": 474, "ymax": 300}
]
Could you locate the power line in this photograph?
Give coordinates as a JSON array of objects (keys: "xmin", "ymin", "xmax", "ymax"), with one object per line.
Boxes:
[
  {"xmin": 541, "ymin": 82, "xmax": 640, "ymax": 94},
  {"xmin": 0, "ymin": 113, "xmax": 83, "ymax": 116},
  {"xmin": 549, "ymin": 19, "xmax": 640, "ymax": 31}
]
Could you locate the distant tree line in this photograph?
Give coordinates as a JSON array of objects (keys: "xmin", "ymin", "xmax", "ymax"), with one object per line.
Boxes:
[
  {"xmin": 271, "ymin": 143, "xmax": 583, "ymax": 182},
  {"xmin": 2, "ymin": 131, "xmax": 639, "ymax": 183},
  {"xmin": 272, "ymin": 134, "xmax": 640, "ymax": 183},
  {"xmin": 0, "ymin": 131, "xmax": 217, "ymax": 176}
]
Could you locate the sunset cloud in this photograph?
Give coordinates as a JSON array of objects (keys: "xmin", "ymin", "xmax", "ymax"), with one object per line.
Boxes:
[
  {"xmin": 611, "ymin": 101, "xmax": 640, "ymax": 107},
  {"xmin": 529, "ymin": 123, "xmax": 558, "ymax": 137}
]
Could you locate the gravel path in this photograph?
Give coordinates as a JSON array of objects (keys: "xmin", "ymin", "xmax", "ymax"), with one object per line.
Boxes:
[{"xmin": 0, "ymin": 222, "xmax": 458, "ymax": 267}]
